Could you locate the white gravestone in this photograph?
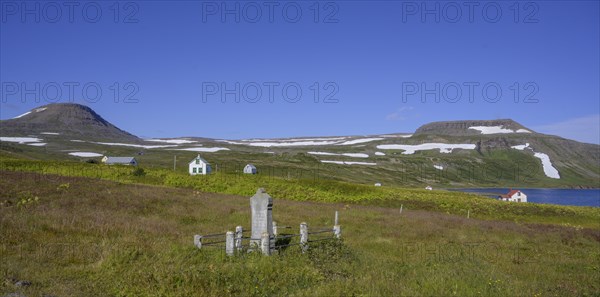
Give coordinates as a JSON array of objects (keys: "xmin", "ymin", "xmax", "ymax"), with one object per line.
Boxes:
[{"xmin": 250, "ymin": 188, "xmax": 273, "ymax": 247}]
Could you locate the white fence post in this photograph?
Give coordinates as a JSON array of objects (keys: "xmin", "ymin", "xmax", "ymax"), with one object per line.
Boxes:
[
  {"xmin": 226, "ymin": 231, "xmax": 234, "ymax": 256},
  {"xmin": 194, "ymin": 234, "xmax": 202, "ymax": 249},
  {"xmin": 260, "ymin": 232, "xmax": 271, "ymax": 255},
  {"xmin": 271, "ymin": 221, "xmax": 278, "ymax": 253},
  {"xmin": 333, "ymin": 225, "xmax": 341, "ymax": 239},
  {"xmin": 235, "ymin": 226, "xmax": 243, "ymax": 251},
  {"xmin": 333, "ymin": 211, "xmax": 341, "ymax": 239},
  {"xmin": 300, "ymin": 222, "xmax": 308, "ymax": 253}
]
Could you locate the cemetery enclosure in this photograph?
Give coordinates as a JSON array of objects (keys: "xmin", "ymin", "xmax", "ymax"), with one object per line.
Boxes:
[{"xmin": 193, "ymin": 188, "xmax": 342, "ymax": 255}]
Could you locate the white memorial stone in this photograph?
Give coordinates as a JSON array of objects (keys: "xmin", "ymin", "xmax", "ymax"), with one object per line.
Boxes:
[{"xmin": 250, "ymin": 188, "xmax": 273, "ymax": 247}]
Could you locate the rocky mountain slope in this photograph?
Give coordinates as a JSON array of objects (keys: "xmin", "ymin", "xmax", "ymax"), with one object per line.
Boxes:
[
  {"xmin": 0, "ymin": 103, "xmax": 139, "ymax": 142},
  {"xmin": 415, "ymin": 119, "xmax": 530, "ymax": 136},
  {"xmin": 1, "ymin": 103, "xmax": 598, "ymax": 188}
]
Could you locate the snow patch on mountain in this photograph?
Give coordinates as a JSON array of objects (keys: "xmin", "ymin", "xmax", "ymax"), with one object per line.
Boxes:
[
  {"xmin": 146, "ymin": 138, "xmax": 197, "ymax": 144},
  {"xmin": 69, "ymin": 152, "xmax": 103, "ymax": 157},
  {"xmin": 94, "ymin": 142, "xmax": 178, "ymax": 149},
  {"xmin": 308, "ymin": 152, "xmax": 369, "ymax": 158},
  {"xmin": 13, "ymin": 112, "xmax": 31, "ymax": 119},
  {"xmin": 172, "ymin": 147, "xmax": 230, "ymax": 152},
  {"xmin": 469, "ymin": 126, "xmax": 532, "ymax": 134},
  {"xmin": 376, "ymin": 143, "xmax": 476, "ymax": 154},
  {"xmin": 534, "ymin": 152, "xmax": 560, "ymax": 179},
  {"xmin": 221, "ymin": 140, "xmax": 340, "ymax": 147},
  {"xmin": 320, "ymin": 160, "xmax": 377, "ymax": 166},
  {"xmin": 337, "ymin": 138, "xmax": 384, "ymax": 145},
  {"xmin": 241, "ymin": 136, "xmax": 348, "ymax": 142},
  {"xmin": 511, "ymin": 143, "xmax": 531, "ymax": 150},
  {"xmin": 0, "ymin": 137, "xmax": 43, "ymax": 144},
  {"xmin": 510, "ymin": 143, "xmax": 560, "ymax": 179}
]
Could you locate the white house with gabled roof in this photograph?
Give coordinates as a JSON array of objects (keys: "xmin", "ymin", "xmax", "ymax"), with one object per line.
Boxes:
[
  {"xmin": 189, "ymin": 154, "xmax": 211, "ymax": 175},
  {"xmin": 498, "ymin": 189, "xmax": 527, "ymax": 203}
]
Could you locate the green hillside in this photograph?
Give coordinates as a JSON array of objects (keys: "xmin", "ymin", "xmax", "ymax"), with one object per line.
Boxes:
[
  {"xmin": 2, "ymin": 104, "xmax": 599, "ymax": 188},
  {"xmin": 1, "ymin": 171, "xmax": 599, "ymax": 296},
  {"xmin": 1, "ymin": 157, "xmax": 598, "ymax": 227}
]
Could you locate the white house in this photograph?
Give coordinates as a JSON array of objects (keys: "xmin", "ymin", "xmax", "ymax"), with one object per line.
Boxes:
[
  {"xmin": 498, "ymin": 189, "xmax": 527, "ymax": 203},
  {"xmin": 243, "ymin": 164, "xmax": 257, "ymax": 174},
  {"xmin": 374, "ymin": 183, "xmax": 382, "ymax": 187},
  {"xmin": 103, "ymin": 156, "xmax": 137, "ymax": 166},
  {"xmin": 425, "ymin": 186, "xmax": 433, "ymax": 191},
  {"xmin": 189, "ymin": 155, "xmax": 211, "ymax": 175}
]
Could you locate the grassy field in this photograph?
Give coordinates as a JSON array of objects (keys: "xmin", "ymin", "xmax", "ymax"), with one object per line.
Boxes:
[
  {"xmin": 1, "ymin": 171, "xmax": 599, "ymax": 296},
  {"xmin": 1, "ymin": 157, "xmax": 599, "ymax": 228}
]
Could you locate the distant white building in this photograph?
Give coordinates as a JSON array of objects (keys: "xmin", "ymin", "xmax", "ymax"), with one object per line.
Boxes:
[
  {"xmin": 498, "ymin": 189, "xmax": 527, "ymax": 203},
  {"xmin": 102, "ymin": 156, "xmax": 137, "ymax": 166},
  {"xmin": 374, "ymin": 183, "xmax": 382, "ymax": 187},
  {"xmin": 425, "ymin": 186, "xmax": 433, "ymax": 191},
  {"xmin": 189, "ymin": 155, "xmax": 211, "ymax": 175},
  {"xmin": 243, "ymin": 164, "xmax": 257, "ymax": 174}
]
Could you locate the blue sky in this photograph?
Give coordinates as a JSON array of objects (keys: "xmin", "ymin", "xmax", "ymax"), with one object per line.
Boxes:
[{"xmin": 1, "ymin": 1, "xmax": 599, "ymax": 143}]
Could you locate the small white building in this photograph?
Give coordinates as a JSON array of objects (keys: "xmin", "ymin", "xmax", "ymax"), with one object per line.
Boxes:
[
  {"xmin": 102, "ymin": 156, "xmax": 137, "ymax": 166},
  {"xmin": 374, "ymin": 183, "xmax": 382, "ymax": 187},
  {"xmin": 189, "ymin": 155, "xmax": 211, "ymax": 175},
  {"xmin": 243, "ymin": 164, "xmax": 257, "ymax": 174},
  {"xmin": 425, "ymin": 186, "xmax": 433, "ymax": 190},
  {"xmin": 498, "ymin": 189, "xmax": 527, "ymax": 203}
]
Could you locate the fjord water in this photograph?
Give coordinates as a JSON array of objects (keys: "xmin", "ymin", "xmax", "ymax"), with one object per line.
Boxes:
[{"xmin": 452, "ymin": 188, "xmax": 600, "ymax": 207}]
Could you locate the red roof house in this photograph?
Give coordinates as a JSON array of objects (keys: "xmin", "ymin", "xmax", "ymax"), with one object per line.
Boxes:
[{"xmin": 498, "ymin": 189, "xmax": 527, "ymax": 203}]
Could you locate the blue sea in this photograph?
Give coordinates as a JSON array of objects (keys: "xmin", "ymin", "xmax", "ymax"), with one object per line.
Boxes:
[{"xmin": 451, "ymin": 188, "xmax": 600, "ymax": 207}]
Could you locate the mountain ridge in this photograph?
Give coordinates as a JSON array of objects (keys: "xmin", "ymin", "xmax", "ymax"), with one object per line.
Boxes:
[
  {"xmin": 414, "ymin": 119, "xmax": 530, "ymax": 136},
  {"xmin": 1, "ymin": 103, "xmax": 598, "ymax": 188},
  {"xmin": 0, "ymin": 103, "xmax": 140, "ymax": 142},
  {"xmin": 0, "ymin": 103, "xmax": 593, "ymax": 144}
]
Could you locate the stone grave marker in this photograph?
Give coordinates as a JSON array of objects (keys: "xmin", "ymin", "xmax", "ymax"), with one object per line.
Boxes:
[{"xmin": 250, "ymin": 188, "xmax": 273, "ymax": 247}]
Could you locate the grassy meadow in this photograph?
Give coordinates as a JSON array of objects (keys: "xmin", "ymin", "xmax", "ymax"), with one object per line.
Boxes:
[
  {"xmin": 1, "ymin": 171, "xmax": 599, "ymax": 296},
  {"xmin": 1, "ymin": 157, "xmax": 599, "ymax": 227},
  {"xmin": 0, "ymin": 152, "xmax": 599, "ymax": 296}
]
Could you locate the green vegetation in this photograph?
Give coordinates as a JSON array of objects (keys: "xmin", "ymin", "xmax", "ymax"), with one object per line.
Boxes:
[
  {"xmin": 2, "ymin": 126, "xmax": 599, "ymax": 190},
  {"xmin": 1, "ymin": 157, "xmax": 599, "ymax": 228},
  {"xmin": 1, "ymin": 171, "xmax": 599, "ymax": 296},
  {"xmin": 2, "ymin": 86, "xmax": 599, "ymax": 296},
  {"xmin": 2, "ymin": 106, "xmax": 598, "ymax": 189}
]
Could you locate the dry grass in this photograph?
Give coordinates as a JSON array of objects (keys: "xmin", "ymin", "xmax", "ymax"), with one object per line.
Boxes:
[{"xmin": 1, "ymin": 171, "xmax": 599, "ymax": 296}]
